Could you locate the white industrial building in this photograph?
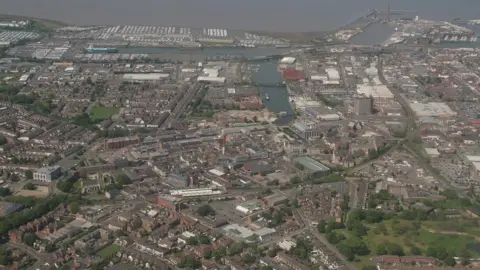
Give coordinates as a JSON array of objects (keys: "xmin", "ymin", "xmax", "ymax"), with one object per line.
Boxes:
[
  {"xmin": 197, "ymin": 76, "xmax": 226, "ymax": 84},
  {"xmin": 325, "ymin": 68, "xmax": 340, "ymax": 81},
  {"xmin": 169, "ymin": 187, "xmax": 223, "ymax": 197},
  {"xmin": 356, "ymin": 84, "xmax": 394, "ymax": 99},
  {"xmin": 318, "ymin": 114, "xmax": 340, "ymax": 121},
  {"xmin": 280, "ymin": 57, "xmax": 296, "ymax": 64},
  {"xmin": 278, "ymin": 240, "xmax": 297, "ymax": 251},
  {"xmin": 410, "ymin": 102, "xmax": 457, "ymax": 118},
  {"xmin": 18, "ymin": 74, "xmax": 30, "ymax": 83},
  {"xmin": 223, "ymin": 223, "xmax": 276, "ymax": 240},
  {"xmin": 123, "ymin": 73, "xmax": 169, "ymax": 81}
]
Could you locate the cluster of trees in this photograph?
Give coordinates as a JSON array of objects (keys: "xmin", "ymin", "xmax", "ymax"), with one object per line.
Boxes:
[
  {"xmin": 98, "ymin": 128, "xmax": 130, "ymax": 138},
  {"xmin": 366, "ymin": 189, "xmax": 395, "ymax": 208},
  {"xmin": 22, "ymin": 183, "xmax": 37, "ymax": 190},
  {"xmin": 367, "ymin": 144, "xmax": 392, "ymax": 160},
  {"xmin": 227, "ymin": 241, "xmax": 246, "ymax": 256},
  {"xmin": 315, "ymin": 93, "xmax": 343, "ymax": 107},
  {"xmin": 177, "ymin": 256, "xmax": 201, "ymax": 269},
  {"xmin": 186, "ymin": 234, "xmax": 211, "ymax": 246},
  {"xmin": 262, "ymin": 207, "xmax": 292, "ymax": 227},
  {"xmin": 23, "ymin": 232, "xmax": 37, "ymax": 246},
  {"xmin": 0, "ymin": 195, "xmax": 73, "ymax": 236},
  {"xmin": 0, "ymin": 135, "xmax": 6, "ymax": 146},
  {"xmin": 290, "ymin": 239, "xmax": 313, "ymax": 260},
  {"xmin": 319, "ymin": 209, "xmax": 395, "ymax": 261},
  {"xmin": 25, "ymin": 170, "xmax": 33, "ymax": 179},
  {"xmin": 426, "ymin": 245, "xmax": 457, "ymax": 266},
  {"xmin": 415, "ymin": 76, "xmax": 442, "ymax": 85},
  {"xmin": 337, "ymin": 237, "xmax": 370, "ymax": 261},
  {"xmin": 71, "ymin": 113, "xmax": 102, "ymax": 129},
  {"xmin": 0, "ymin": 187, "xmax": 11, "ymax": 197},
  {"xmin": 376, "ymin": 241, "xmax": 405, "ymax": 256},
  {"xmin": 0, "ymin": 247, "xmax": 12, "ymax": 266},
  {"xmin": 56, "ymin": 179, "xmax": 77, "ymax": 193},
  {"xmin": 196, "ymin": 204, "xmax": 215, "ymax": 216},
  {"xmin": 317, "ymin": 220, "xmax": 345, "ymax": 234},
  {"xmin": 191, "ymin": 91, "xmax": 215, "ymax": 119},
  {"xmin": 243, "ymin": 116, "xmax": 259, "ymax": 123},
  {"xmin": 116, "ymin": 174, "xmax": 132, "ymax": 186}
]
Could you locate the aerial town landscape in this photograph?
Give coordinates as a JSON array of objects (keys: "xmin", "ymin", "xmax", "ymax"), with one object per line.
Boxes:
[{"xmin": 1, "ymin": 6, "xmax": 480, "ymax": 270}]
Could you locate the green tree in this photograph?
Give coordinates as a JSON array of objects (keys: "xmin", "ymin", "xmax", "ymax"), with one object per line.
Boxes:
[
  {"xmin": 0, "ymin": 187, "xmax": 11, "ymax": 197},
  {"xmin": 45, "ymin": 244, "xmax": 56, "ymax": 253},
  {"xmin": 317, "ymin": 220, "xmax": 326, "ymax": 233},
  {"xmin": 410, "ymin": 245, "xmax": 422, "ymax": 255},
  {"xmin": 69, "ymin": 202, "xmax": 80, "ymax": 214},
  {"xmin": 23, "ymin": 233, "xmax": 37, "ymax": 246},
  {"xmin": 267, "ymin": 249, "xmax": 278, "ymax": 257},
  {"xmin": 459, "ymin": 247, "xmax": 471, "ymax": 265},
  {"xmin": 385, "ymin": 242, "xmax": 404, "ymax": 256},
  {"xmin": 25, "ymin": 170, "xmax": 33, "ymax": 179},
  {"xmin": 23, "ymin": 183, "xmax": 37, "ymax": 190},
  {"xmin": 203, "ymin": 249, "xmax": 212, "ymax": 259},
  {"xmin": 290, "ymin": 176, "xmax": 301, "ymax": 184},
  {"xmin": 243, "ymin": 253, "xmax": 256, "ymax": 264},
  {"xmin": 196, "ymin": 204, "xmax": 215, "ymax": 216},
  {"xmin": 444, "ymin": 256, "xmax": 456, "ymax": 267},
  {"xmin": 351, "ymin": 220, "xmax": 367, "ymax": 237},
  {"xmin": 376, "ymin": 243, "xmax": 388, "ymax": 255},
  {"xmin": 187, "ymin": 237, "xmax": 199, "ymax": 246},
  {"xmin": 198, "ymin": 234, "xmax": 210, "ymax": 244},
  {"xmin": 0, "ymin": 135, "xmax": 6, "ymax": 146},
  {"xmin": 116, "ymin": 173, "xmax": 132, "ymax": 185}
]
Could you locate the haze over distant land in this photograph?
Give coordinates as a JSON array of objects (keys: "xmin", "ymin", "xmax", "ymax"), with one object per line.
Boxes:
[{"xmin": 0, "ymin": 0, "xmax": 479, "ymax": 31}]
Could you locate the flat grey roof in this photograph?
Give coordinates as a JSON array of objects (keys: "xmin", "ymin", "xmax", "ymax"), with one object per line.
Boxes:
[{"xmin": 293, "ymin": 156, "xmax": 330, "ymax": 172}]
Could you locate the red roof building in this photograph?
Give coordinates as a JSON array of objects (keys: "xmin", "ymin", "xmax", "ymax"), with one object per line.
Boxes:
[{"xmin": 282, "ymin": 68, "xmax": 305, "ymax": 81}]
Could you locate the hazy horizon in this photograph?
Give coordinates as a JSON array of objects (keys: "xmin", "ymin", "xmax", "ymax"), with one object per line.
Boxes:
[{"xmin": 0, "ymin": 0, "xmax": 479, "ymax": 32}]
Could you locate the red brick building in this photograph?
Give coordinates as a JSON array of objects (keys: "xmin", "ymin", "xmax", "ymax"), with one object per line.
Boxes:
[{"xmin": 105, "ymin": 136, "xmax": 140, "ymax": 150}]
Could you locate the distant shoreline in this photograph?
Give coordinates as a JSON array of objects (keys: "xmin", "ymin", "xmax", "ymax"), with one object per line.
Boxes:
[
  {"xmin": 0, "ymin": 13, "xmax": 68, "ymax": 27},
  {"xmin": 0, "ymin": 13, "xmax": 330, "ymax": 42}
]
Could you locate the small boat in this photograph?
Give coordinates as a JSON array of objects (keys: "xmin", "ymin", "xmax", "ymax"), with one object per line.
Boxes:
[{"xmin": 265, "ymin": 94, "xmax": 270, "ymax": 100}]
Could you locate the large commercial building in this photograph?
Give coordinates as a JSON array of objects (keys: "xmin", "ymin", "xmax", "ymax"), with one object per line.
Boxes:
[
  {"xmin": 410, "ymin": 102, "xmax": 457, "ymax": 118},
  {"xmin": 157, "ymin": 194, "xmax": 182, "ymax": 210},
  {"xmin": 105, "ymin": 136, "xmax": 140, "ymax": 150},
  {"xmin": 33, "ymin": 165, "xmax": 62, "ymax": 182},
  {"xmin": 356, "ymin": 84, "xmax": 394, "ymax": 99},
  {"xmin": 292, "ymin": 156, "xmax": 331, "ymax": 177},
  {"xmin": 291, "ymin": 121, "xmax": 322, "ymax": 140},
  {"xmin": 325, "ymin": 68, "xmax": 340, "ymax": 81},
  {"xmin": 122, "ymin": 73, "xmax": 169, "ymax": 81},
  {"xmin": 354, "ymin": 94, "xmax": 374, "ymax": 115}
]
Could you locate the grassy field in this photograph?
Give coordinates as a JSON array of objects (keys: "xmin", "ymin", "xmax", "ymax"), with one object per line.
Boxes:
[
  {"xmin": 90, "ymin": 107, "xmax": 120, "ymax": 120},
  {"xmin": 97, "ymin": 244, "xmax": 121, "ymax": 259},
  {"xmin": 352, "ymin": 220, "xmax": 479, "ymax": 269}
]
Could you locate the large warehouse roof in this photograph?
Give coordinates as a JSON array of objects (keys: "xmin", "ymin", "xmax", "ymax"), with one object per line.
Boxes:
[
  {"xmin": 410, "ymin": 102, "xmax": 457, "ymax": 118},
  {"xmin": 293, "ymin": 156, "xmax": 330, "ymax": 172},
  {"xmin": 280, "ymin": 57, "xmax": 296, "ymax": 64},
  {"xmin": 123, "ymin": 73, "xmax": 169, "ymax": 81},
  {"xmin": 356, "ymin": 84, "xmax": 394, "ymax": 99},
  {"xmin": 197, "ymin": 76, "xmax": 226, "ymax": 84}
]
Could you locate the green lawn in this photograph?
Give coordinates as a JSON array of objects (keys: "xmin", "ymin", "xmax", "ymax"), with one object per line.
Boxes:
[
  {"xmin": 352, "ymin": 220, "xmax": 480, "ymax": 269},
  {"xmin": 416, "ymin": 228, "xmax": 476, "ymax": 255},
  {"xmin": 90, "ymin": 107, "xmax": 119, "ymax": 120},
  {"xmin": 97, "ymin": 244, "xmax": 121, "ymax": 259}
]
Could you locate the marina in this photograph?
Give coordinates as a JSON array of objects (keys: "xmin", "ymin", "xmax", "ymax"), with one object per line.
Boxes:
[{"xmin": 251, "ymin": 62, "xmax": 294, "ymax": 125}]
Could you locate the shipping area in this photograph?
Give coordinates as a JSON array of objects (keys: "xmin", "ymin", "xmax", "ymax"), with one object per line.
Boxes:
[{"xmin": 1, "ymin": 6, "xmax": 480, "ymax": 270}]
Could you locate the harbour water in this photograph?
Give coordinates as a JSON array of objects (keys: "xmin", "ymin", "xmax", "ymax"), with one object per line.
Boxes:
[
  {"xmin": 2, "ymin": 0, "xmax": 480, "ymax": 32},
  {"xmin": 251, "ymin": 62, "xmax": 294, "ymax": 125},
  {"xmin": 349, "ymin": 23, "xmax": 395, "ymax": 46},
  {"xmin": 119, "ymin": 47, "xmax": 290, "ymax": 59}
]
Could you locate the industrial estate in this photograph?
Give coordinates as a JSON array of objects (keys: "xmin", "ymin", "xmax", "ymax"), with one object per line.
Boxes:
[{"xmin": 0, "ymin": 6, "xmax": 480, "ymax": 270}]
